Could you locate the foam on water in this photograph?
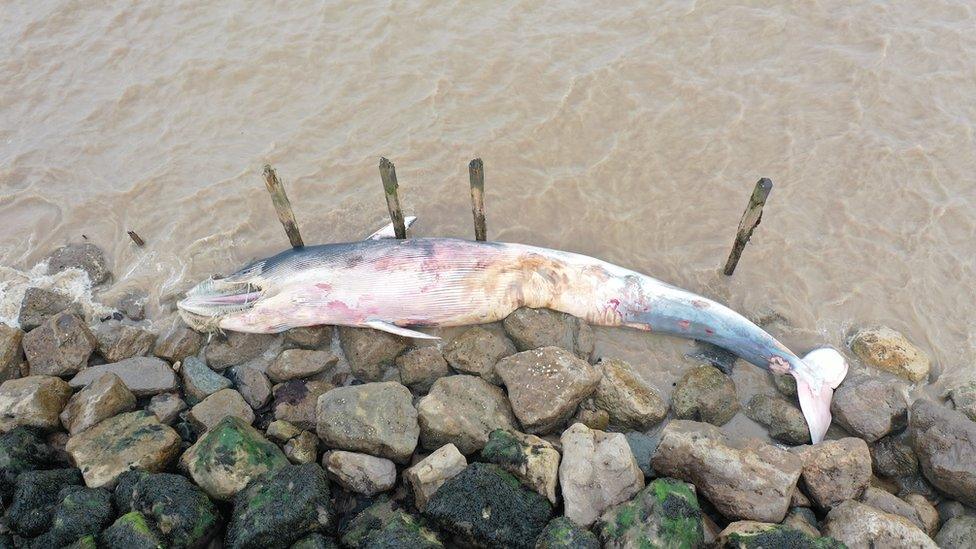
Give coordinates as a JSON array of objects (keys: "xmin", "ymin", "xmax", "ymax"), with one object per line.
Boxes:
[{"xmin": 0, "ymin": 260, "xmax": 115, "ymax": 329}]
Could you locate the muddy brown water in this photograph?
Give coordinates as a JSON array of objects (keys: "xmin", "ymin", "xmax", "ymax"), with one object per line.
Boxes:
[{"xmin": 2, "ymin": 1, "xmax": 974, "ymax": 441}]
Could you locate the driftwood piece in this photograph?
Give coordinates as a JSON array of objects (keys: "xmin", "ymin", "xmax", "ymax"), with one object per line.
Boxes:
[
  {"xmin": 378, "ymin": 157, "xmax": 407, "ymax": 239},
  {"xmin": 468, "ymin": 158, "xmax": 486, "ymax": 241},
  {"xmin": 723, "ymin": 178, "xmax": 773, "ymax": 276},
  {"xmin": 126, "ymin": 231, "xmax": 145, "ymax": 247},
  {"xmin": 262, "ymin": 164, "xmax": 304, "ymax": 248}
]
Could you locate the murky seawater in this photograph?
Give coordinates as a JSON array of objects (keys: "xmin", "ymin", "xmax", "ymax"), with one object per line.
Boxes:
[{"xmin": 2, "ymin": 1, "xmax": 974, "ymax": 438}]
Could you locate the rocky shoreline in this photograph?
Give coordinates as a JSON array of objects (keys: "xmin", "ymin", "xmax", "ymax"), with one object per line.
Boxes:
[{"xmin": 0, "ymin": 243, "xmax": 974, "ymax": 548}]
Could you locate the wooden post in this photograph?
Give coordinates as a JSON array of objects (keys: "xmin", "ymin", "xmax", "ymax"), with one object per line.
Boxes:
[
  {"xmin": 262, "ymin": 164, "xmax": 304, "ymax": 248},
  {"xmin": 126, "ymin": 231, "xmax": 145, "ymax": 247},
  {"xmin": 723, "ymin": 178, "xmax": 773, "ymax": 276},
  {"xmin": 468, "ymin": 158, "xmax": 486, "ymax": 241},
  {"xmin": 378, "ymin": 157, "xmax": 407, "ymax": 239}
]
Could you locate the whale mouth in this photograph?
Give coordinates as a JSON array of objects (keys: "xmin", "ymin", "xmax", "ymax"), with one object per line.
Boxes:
[{"xmin": 177, "ymin": 278, "xmax": 265, "ymax": 331}]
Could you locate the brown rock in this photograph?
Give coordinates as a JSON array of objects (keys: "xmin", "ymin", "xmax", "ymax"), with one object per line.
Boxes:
[
  {"xmin": 284, "ymin": 431, "xmax": 318, "ymax": 464},
  {"xmin": 442, "ymin": 327, "xmax": 515, "ymax": 384},
  {"xmin": 45, "ymin": 243, "xmax": 111, "ymax": 285},
  {"xmin": 18, "ymin": 287, "xmax": 80, "ymax": 331},
  {"xmin": 849, "ymin": 327, "xmax": 930, "ymax": 382},
  {"xmin": 417, "ymin": 375, "xmax": 518, "ymax": 454},
  {"xmin": 69, "ymin": 356, "xmax": 177, "ymax": 397},
  {"xmin": 90, "ymin": 320, "xmax": 155, "ymax": 363},
  {"xmin": 910, "ymin": 399, "xmax": 976, "ymax": 506},
  {"xmin": 283, "ymin": 325, "xmax": 333, "ymax": 349},
  {"xmin": 0, "ymin": 325, "xmax": 26, "ymax": 382},
  {"xmin": 573, "ymin": 400, "xmax": 610, "ymax": 430},
  {"xmin": 188, "ymin": 389, "xmax": 255, "ymax": 432},
  {"xmin": 405, "ymin": 443, "xmax": 467, "ymax": 510},
  {"xmin": 337, "ymin": 327, "xmax": 408, "ymax": 382},
  {"xmin": 745, "ymin": 394, "xmax": 810, "ymax": 445},
  {"xmin": 23, "ymin": 312, "xmax": 95, "ymax": 377},
  {"xmin": 592, "ymin": 358, "xmax": 666, "ymax": 430},
  {"xmin": 0, "ymin": 375, "xmax": 73, "ymax": 432},
  {"xmin": 871, "ymin": 434, "xmax": 918, "ymax": 478},
  {"xmin": 316, "ymin": 381, "xmax": 419, "ymax": 463},
  {"xmin": 860, "ymin": 487, "xmax": 932, "ymax": 534},
  {"xmin": 153, "ymin": 318, "xmax": 203, "ymax": 363},
  {"xmin": 323, "ymin": 450, "xmax": 397, "ymax": 495},
  {"xmin": 823, "ymin": 500, "xmax": 937, "ymax": 548},
  {"xmin": 59, "ymin": 373, "xmax": 136, "ymax": 435},
  {"xmin": 831, "ymin": 374, "xmax": 908, "ymax": 442},
  {"xmin": 496, "ymin": 346, "xmax": 601, "ymax": 434},
  {"xmin": 205, "ymin": 332, "xmax": 277, "ymax": 370},
  {"xmin": 794, "ymin": 438, "xmax": 872, "ymax": 510},
  {"xmin": 227, "ymin": 365, "xmax": 273, "ymax": 409},
  {"xmin": 145, "ymin": 392, "xmax": 186, "ymax": 425},
  {"xmin": 502, "ymin": 307, "xmax": 594, "ymax": 359},
  {"xmin": 671, "ymin": 364, "xmax": 739, "ymax": 426},
  {"xmin": 268, "ymin": 349, "xmax": 338, "ymax": 383},
  {"xmin": 904, "ymin": 494, "xmax": 939, "ymax": 537},
  {"xmin": 109, "ymin": 291, "xmax": 146, "ymax": 321},
  {"xmin": 266, "ymin": 419, "xmax": 302, "ymax": 443},
  {"xmin": 395, "ymin": 347, "xmax": 451, "ymax": 393},
  {"xmin": 272, "ymin": 379, "xmax": 333, "ymax": 430}
]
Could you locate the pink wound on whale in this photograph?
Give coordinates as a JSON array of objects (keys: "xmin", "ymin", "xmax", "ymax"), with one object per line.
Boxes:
[{"xmin": 678, "ymin": 319, "xmax": 691, "ymax": 329}]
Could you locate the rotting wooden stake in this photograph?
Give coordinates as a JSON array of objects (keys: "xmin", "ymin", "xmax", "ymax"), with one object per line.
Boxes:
[
  {"xmin": 126, "ymin": 230, "xmax": 145, "ymax": 247},
  {"xmin": 723, "ymin": 177, "xmax": 773, "ymax": 276},
  {"xmin": 262, "ymin": 164, "xmax": 304, "ymax": 248},
  {"xmin": 468, "ymin": 158, "xmax": 486, "ymax": 241},
  {"xmin": 378, "ymin": 157, "xmax": 407, "ymax": 239}
]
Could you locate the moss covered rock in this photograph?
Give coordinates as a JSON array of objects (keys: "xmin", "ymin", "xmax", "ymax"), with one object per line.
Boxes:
[
  {"xmin": 716, "ymin": 521, "xmax": 845, "ymax": 548},
  {"xmin": 424, "ymin": 462, "xmax": 553, "ymax": 548},
  {"xmin": 595, "ymin": 477, "xmax": 704, "ymax": 549},
  {"xmin": 180, "ymin": 415, "xmax": 288, "ymax": 500},
  {"xmin": 671, "ymin": 365, "xmax": 739, "ymax": 426},
  {"xmin": 481, "ymin": 429, "xmax": 560, "ymax": 504},
  {"xmin": 7, "ymin": 468, "xmax": 83, "ymax": 537},
  {"xmin": 0, "ymin": 426, "xmax": 59, "ymax": 503},
  {"xmin": 64, "ymin": 534, "xmax": 98, "ymax": 549},
  {"xmin": 535, "ymin": 517, "xmax": 600, "ymax": 549},
  {"xmin": 291, "ymin": 532, "xmax": 340, "ymax": 549},
  {"xmin": 225, "ymin": 463, "xmax": 332, "ymax": 549},
  {"xmin": 114, "ymin": 471, "xmax": 219, "ymax": 548},
  {"xmin": 30, "ymin": 486, "xmax": 115, "ymax": 548},
  {"xmin": 100, "ymin": 511, "xmax": 165, "ymax": 549},
  {"xmin": 340, "ymin": 498, "xmax": 443, "ymax": 548}
]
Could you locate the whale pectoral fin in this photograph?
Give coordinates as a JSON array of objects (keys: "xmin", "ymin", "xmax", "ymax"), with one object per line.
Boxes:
[
  {"xmin": 687, "ymin": 341, "xmax": 737, "ymax": 374},
  {"xmin": 363, "ymin": 319, "xmax": 440, "ymax": 340},
  {"xmin": 365, "ymin": 216, "xmax": 418, "ymax": 240}
]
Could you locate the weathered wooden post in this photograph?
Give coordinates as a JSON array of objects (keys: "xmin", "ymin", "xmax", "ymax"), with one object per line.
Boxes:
[
  {"xmin": 723, "ymin": 178, "xmax": 773, "ymax": 275},
  {"xmin": 262, "ymin": 164, "xmax": 304, "ymax": 248},
  {"xmin": 468, "ymin": 158, "xmax": 486, "ymax": 241},
  {"xmin": 378, "ymin": 157, "xmax": 407, "ymax": 239},
  {"xmin": 126, "ymin": 231, "xmax": 145, "ymax": 247}
]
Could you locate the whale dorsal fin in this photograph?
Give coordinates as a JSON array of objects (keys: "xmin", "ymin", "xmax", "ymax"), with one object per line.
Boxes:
[
  {"xmin": 363, "ymin": 319, "xmax": 439, "ymax": 340},
  {"xmin": 365, "ymin": 216, "xmax": 417, "ymax": 240}
]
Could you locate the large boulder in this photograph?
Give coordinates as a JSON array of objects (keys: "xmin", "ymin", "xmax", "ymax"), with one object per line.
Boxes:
[
  {"xmin": 651, "ymin": 420, "xmax": 802, "ymax": 522},
  {"xmin": 316, "ymin": 381, "xmax": 418, "ymax": 463},
  {"xmin": 496, "ymin": 346, "xmax": 601, "ymax": 434},
  {"xmin": 424, "ymin": 462, "xmax": 553, "ymax": 548},
  {"xmin": 45, "ymin": 243, "xmax": 111, "ymax": 284},
  {"xmin": 322, "ymin": 450, "xmax": 396, "ymax": 496},
  {"xmin": 595, "ymin": 478, "xmax": 704, "ymax": 549},
  {"xmin": 340, "ymin": 498, "xmax": 442, "ymax": 549},
  {"xmin": 0, "ymin": 375, "xmax": 72, "ymax": 432},
  {"xmin": 910, "ymin": 399, "xmax": 976, "ymax": 506},
  {"xmin": 69, "ymin": 356, "xmax": 178, "ymax": 397},
  {"xmin": 745, "ymin": 394, "xmax": 810, "ymax": 445},
  {"xmin": 442, "ymin": 327, "xmax": 515, "ymax": 385},
  {"xmin": 114, "ymin": 471, "xmax": 220, "ymax": 548},
  {"xmin": 0, "ymin": 325, "xmax": 26, "ymax": 382},
  {"xmin": 849, "ymin": 327, "xmax": 930, "ymax": 382},
  {"xmin": 225, "ymin": 463, "xmax": 333, "ymax": 548},
  {"xmin": 793, "ymin": 438, "xmax": 872, "ymax": 510},
  {"xmin": 180, "ymin": 416, "xmax": 288, "ymax": 500},
  {"xmin": 671, "ymin": 364, "xmax": 739, "ymax": 426},
  {"xmin": 90, "ymin": 320, "xmax": 155, "ymax": 363},
  {"xmin": 481, "ymin": 429, "xmax": 560, "ymax": 504},
  {"xmin": 559, "ymin": 422, "xmax": 644, "ymax": 527},
  {"xmin": 502, "ymin": 307, "xmax": 594, "ymax": 359},
  {"xmin": 273, "ymin": 379, "xmax": 332, "ymax": 430},
  {"xmin": 65, "ymin": 411, "xmax": 181, "ymax": 488},
  {"xmin": 822, "ymin": 500, "xmax": 937, "ymax": 548},
  {"xmin": 405, "ymin": 443, "xmax": 467, "ymax": 511},
  {"xmin": 831, "ymin": 374, "xmax": 908, "ymax": 442},
  {"xmin": 59, "ymin": 372, "xmax": 136, "ymax": 435},
  {"xmin": 417, "ymin": 375, "xmax": 518, "ymax": 454},
  {"xmin": 591, "ymin": 358, "xmax": 667, "ymax": 430},
  {"xmin": 23, "ymin": 312, "xmax": 95, "ymax": 377},
  {"xmin": 180, "ymin": 356, "xmax": 232, "ymax": 404},
  {"xmin": 337, "ymin": 326, "xmax": 408, "ymax": 382}
]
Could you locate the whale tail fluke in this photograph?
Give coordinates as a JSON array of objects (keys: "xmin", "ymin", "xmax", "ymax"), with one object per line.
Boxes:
[{"xmin": 793, "ymin": 347, "xmax": 849, "ymax": 444}]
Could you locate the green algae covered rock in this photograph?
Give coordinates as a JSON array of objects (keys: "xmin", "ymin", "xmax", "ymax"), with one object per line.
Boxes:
[
  {"xmin": 595, "ymin": 477, "xmax": 704, "ymax": 549},
  {"xmin": 535, "ymin": 517, "xmax": 600, "ymax": 549},
  {"xmin": 32, "ymin": 486, "xmax": 115, "ymax": 547},
  {"xmin": 7, "ymin": 468, "xmax": 83, "ymax": 537},
  {"xmin": 716, "ymin": 521, "xmax": 846, "ymax": 549},
  {"xmin": 340, "ymin": 498, "xmax": 443, "ymax": 548},
  {"xmin": 100, "ymin": 511, "xmax": 165, "ymax": 549},
  {"xmin": 64, "ymin": 534, "xmax": 98, "ymax": 549},
  {"xmin": 225, "ymin": 463, "xmax": 333, "ymax": 549},
  {"xmin": 481, "ymin": 429, "xmax": 560, "ymax": 503},
  {"xmin": 180, "ymin": 415, "xmax": 288, "ymax": 500},
  {"xmin": 0, "ymin": 426, "xmax": 59, "ymax": 503},
  {"xmin": 114, "ymin": 471, "xmax": 219, "ymax": 548},
  {"xmin": 424, "ymin": 462, "xmax": 553, "ymax": 548},
  {"xmin": 291, "ymin": 532, "xmax": 340, "ymax": 549}
]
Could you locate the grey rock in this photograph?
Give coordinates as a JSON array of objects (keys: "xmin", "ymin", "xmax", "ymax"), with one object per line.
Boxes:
[
  {"xmin": 152, "ymin": 317, "xmax": 203, "ymax": 363},
  {"xmin": 45, "ymin": 243, "xmax": 111, "ymax": 285},
  {"xmin": 205, "ymin": 331, "xmax": 276, "ymax": 370},
  {"xmin": 443, "ymin": 327, "xmax": 515, "ymax": 384},
  {"xmin": 69, "ymin": 356, "xmax": 177, "ymax": 396},
  {"xmin": 772, "ymin": 371, "xmax": 798, "ymax": 397},
  {"xmin": 110, "ymin": 291, "xmax": 147, "ymax": 321},
  {"xmin": 342, "ymin": 498, "xmax": 441, "ymax": 549},
  {"xmin": 188, "ymin": 388, "xmax": 254, "ymax": 432},
  {"xmin": 18, "ymin": 287, "xmax": 80, "ymax": 331},
  {"xmin": 860, "ymin": 487, "xmax": 933, "ymax": 534},
  {"xmin": 396, "ymin": 346, "xmax": 451, "ymax": 393},
  {"xmin": 180, "ymin": 356, "xmax": 231, "ymax": 404},
  {"xmin": 503, "ymin": 307, "xmax": 594, "ymax": 359},
  {"xmin": 145, "ymin": 392, "xmax": 186, "ymax": 425},
  {"xmin": 624, "ymin": 431, "xmax": 658, "ymax": 478},
  {"xmin": 936, "ymin": 515, "xmax": 976, "ymax": 549},
  {"xmin": 268, "ymin": 349, "xmax": 338, "ymax": 383},
  {"xmin": 227, "ymin": 364, "xmax": 273, "ymax": 409},
  {"xmin": 831, "ymin": 374, "xmax": 908, "ymax": 442},
  {"xmin": 273, "ymin": 379, "xmax": 333, "ymax": 430},
  {"xmin": 592, "ymin": 357, "xmax": 666, "ymax": 430},
  {"xmin": 417, "ymin": 374, "xmax": 518, "ymax": 454},
  {"xmin": 284, "ymin": 430, "xmax": 318, "ymax": 464},
  {"xmin": 671, "ymin": 364, "xmax": 739, "ymax": 426},
  {"xmin": 90, "ymin": 320, "xmax": 155, "ymax": 363},
  {"xmin": 338, "ymin": 326, "xmax": 408, "ymax": 382},
  {"xmin": 316, "ymin": 381, "xmax": 419, "ymax": 463},
  {"xmin": 0, "ymin": 375, "xmax": 73, "ymax": 432},
  {"xmin": 910, "ymin": 399, "xmax": 976, "ymax": 506},
  {"xmin": 823, "ymin": 499, "xmax": 937, "ymax": 548},
  {"xmin": 794, "ymin": 438, "xmax": 872, "ymax": 510},
  {"xmin": 945, "ymin": 379, "xmax": 976, "ymax": 422},
  {"xmin": 59, "ymin": 372, "xmax": 136, "ymax": 435},
  {"xmin": 323, "ymin": 450, "xmax": 396, "ymax": 495},
  {"xmin": 746, "ymin": 393, "xmax": 810, "ymax": 445},
  {"xmin": 0, "ymin": 325, "xmax": 26, "ymax": 383},
  {"xmin": 872, "ymin": 433, "xmax": 918, "ymax": 478},
  {"xmin": 23, "ymin": 312, "xmax": 95, "ymax": 377}
]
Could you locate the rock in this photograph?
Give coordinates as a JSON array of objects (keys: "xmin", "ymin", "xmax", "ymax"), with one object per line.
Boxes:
[
  {"xmin": 316, "ymin": 381, "xmax": 418, "ymax": 463},
  {"xmin": 849, "ymin": 327, "xmax": 930, "ymax": 382},
  {"xmin": 227, "ymin": 364, "xmax": 273, "ymax": 409},
  {"xmin": 783, "ymin": 507, "xmax": 821, "ymax": 538},
  {"xmin": 180, "ymin": 416, "xmax": 287, "ymax": 500},
  {"xmin": 714, "ymin": 521, "xmax": 844, "ymax": 548},
  {"xmin": 285, "ymin": 430, "xmax": 318, "ymax": 464},
  {"xmin": 651, "ymin": 420, "xmax": 802, "ymax": 522},
  {"xmin": 153, "ymin": 318, "xmax": 203, "ymax": 363},
  {"xmin": 624, "ymin": 431, "xmax": 658, "ymax": 478},
  {"xmin": 904, "ymin": 494, "xmax": 939, "ymax": 537},
  {"xmin": 831, "ymin": 375, "xmax": 908, "ymax": 442},
  {"xmin": 591, "ymin": 358, "xmax": 667, "ymax": 430},
  {"xmin": 872, "ymin": 434, "xmax": 918, "ymax": 478},
  {"xmin": 266, "ymin": 419, "xmax": 302, "ymax": 442},
  {"xmin": 114, "ymin": 471, "xmax": 220, "ymax": 548},
  {"xmin": 772, "ymin": 371, "xmax": 798, "ymax": 398},
  {"xmin": 671, "ymin": 364, "xmax": 740, "ymax": 426},
  {"xmin": 936, "ymin": 515, "xmax": 976, "ymax": 549},
  {"xmin": 65, "ymin": 411, "xmax": 180, "ymax": 488},
  {"xmin": 100, "ymin": 511, "xmax": 164, "ymax": 548},
  {"xmin": 45, "ymin": 243, "xmax": 110, "ymax": 284},
  {"xmin": 273, "ymin": 379, "xmax": 333, "ymax": 430},
  {"xmin": 396, "ymin": 346, "xmax": 452, "ymax": 393},
  {"xmin": 860, "ymin": 487, "xmax": 934, "ymax": 534},
  {"xmin": 424, "ymin": 462, "xmax": 553, "ymax": 548},
  {"xmin": 559, "ymin": 422, "xmax": 644, "ymax": 527},
  {"xmin": 110, "ymin": 291, "xmax": 147, "ymax": 321},
  {"xmin": 7, "ymin": 468, "xmax": 84, "ymax": 536},
  {"xmin": 205, "ymin": 331, "xmax": 276, "ymax": 370},
  {"xmin": 794, "ymin": 438, "xmax": 871, "ymax": 510},
  {"xmin": 0, "ymin": 325, "xmax": 25, "ymax": 382},
  {"xmin": 443, "ymin": 327, "xmax": 516, "ymax": 384},
  {"xmin": 945, "ymin": 380, "xmax": 976, "ymax": 422},
  {"xmin": 481, "ymin": 429, "xmax": 560, "ymax": 504},
  {"xmin": 292, "ymin": 533, "xmax": 340, "ymax": 549},
  {"xmin": 535, "ymin": 516, "xmax": 600, "ymax": 549},
  {"xmin": 323, "ymin": 450, "xmax": 396, "ymax": 495},
  {"xmin": 338, "ymin": 326, "xmax": 408, "ymax": 382},
  {"xmin": 572, "ymin": 400, "xmax": 610, "ymax": 430},
  {"xmin": 69, "ymin": 356, "xmax": 177, "ymax": 397},
  {"xmin": 0, "ymin": 427, "xmax": 60, "ymax": 501},
  {"xmin": 145, "ymin": 392, "xmax": 186, "ymax": 425},
  {"xmin": 910, "ymin": 399, "xmax": 976, "ymax": 506},
  {"xmin": 340, "ymin": 498, "xmax": 442, "ymax": 549},
  {"xmin": 18, "ymin": 287, "xmax": 80, "ymax": 331},
  {"xmin": 22, "ymin": 312, "xmax": 95, "ymax": 376},
  {"xmin": 417, "ymin": 374, "xmax": 518, "ymax": 454},
  {"xmin": 225, "ymin": 463, "xmax": 332, "ymax": 548},
  {"xmin": 59, "ymin": 373, "xmax": 136, "ymax": 435},
  {"xmin": 188, "ymin": 388, "xmax": 255, "ymax": 432},
  {"xmin": 496, "ymin": 347, "xmax": 601, "ymax": 434},
  {"xmin": 502, "ymin": 307, "xmax": 594, "ymax": 359},
  {"xmin": 936, "ymin": 500, "xmax": 975, "ymax": 524},
  {"xmin": 33, "ymin": 486, "xmax": 115, "ymax": 547},
  {"xmin": 0, "ymin": 375, "xmax": 72, "ymax": 432},
  {"xmin": 90, "ymin": 320, "xmax": 155, "ymax": 363},
  {"xmin": 284, "ymin": 325, "xmax": 333, "ymax": 349},
  {"xmin": 745, "ymin": 394, "xmax": 810, "ymax": 445},
  {"xmin": 405, "ymin": 443, "xmax": 467, "ymax": 510},
  {"xmin": 268, "ymin": 349, "xmax": 338, "ymax": 383},
  {"xmin": 180, "ymin": 356, "xmax": 231, "ymax": 404},
  {"xmin": 595, "ymin": 477, "xmax": 704, "ymax": 549},
  {"xmin": 823, "ymin": 500, "xmax": 937, "ymax": 548}
]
